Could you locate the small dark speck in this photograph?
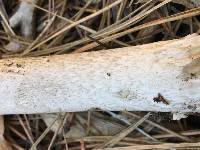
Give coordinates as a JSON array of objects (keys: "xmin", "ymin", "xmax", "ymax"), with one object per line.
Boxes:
[
  {"xmin": 4, "ymin": 62, "xmax": 13, "ymax": 67},
  {"xmin": 7, "ymin": 70, "xmax": 12, "ymax": 73},
  {"xmin": 47, "ymin": 59, "xmax": 50, "ymax": 62},
  {"xmin": 187, "ymin": 104, "xmax": 197, "ymax": 111},
  {"xmin": 191, "ymin": 73, "xmax": 196, "ymax": 77},
  {"xmin": 106, "ymin": 73, "xmax": 111, "ymax": 76},
  {"xmin": 16, "ymin": 64, "xmax": 22, "ymax": 68}
]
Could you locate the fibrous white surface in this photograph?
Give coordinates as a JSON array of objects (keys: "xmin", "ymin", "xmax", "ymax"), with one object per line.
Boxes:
[{"xmin": 0, "ymin": 34, "xmax": 199, "ymax": 115}]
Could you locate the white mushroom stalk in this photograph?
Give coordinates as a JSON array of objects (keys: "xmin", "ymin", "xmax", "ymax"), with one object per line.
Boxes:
[{"xmin": 0, "ymin": 34, "xmax": 199, "ymax": 115}]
